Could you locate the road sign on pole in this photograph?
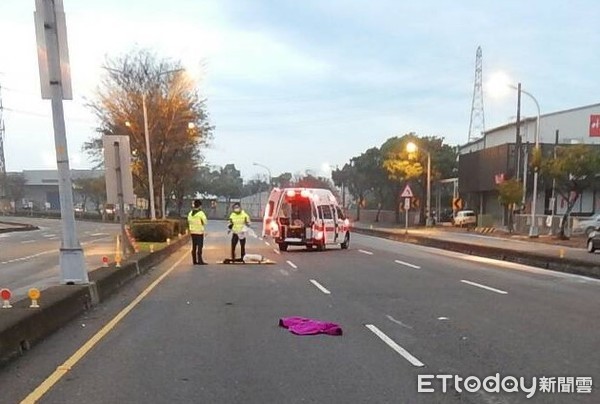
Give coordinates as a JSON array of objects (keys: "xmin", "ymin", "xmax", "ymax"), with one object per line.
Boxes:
[
  {"xmin": 404, "ymin": 197, "xmax": 411, "ymax": 211},
  {"xmin": 103, "ymin": 135, "xmax": 135, "ymax": 205},
  {"xmin": 400, "ymin": 184, "xmax": 414, "ymax": 198},
  {"xmin": 34, "ymin": 0, "xmax": 87, "ymax": 284},
  {"xmin": 453, "ymin": 197, "xmax": 464, "ymax": 211},
  {"xmin": 34, "ymin": 0, "xmax": 72, "ymax": 100}
]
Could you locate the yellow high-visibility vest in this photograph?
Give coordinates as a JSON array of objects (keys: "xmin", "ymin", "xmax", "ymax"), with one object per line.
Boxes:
[
  {"xmin": 229, "ymin": 210, "xmax": 250, "ymax": 233},
  {"xmin": 188, "ymin": 210, "xmax": 207, "ymax": 234}
]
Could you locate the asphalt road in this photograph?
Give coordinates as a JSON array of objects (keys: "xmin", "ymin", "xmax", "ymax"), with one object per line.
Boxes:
[
  {"xmin": 0, "ymin": 218, "xmax": 121, "ymax": 298},
  {"xmin": 0, "ymin": 221, "xmax": 598, "ymax": 403}
]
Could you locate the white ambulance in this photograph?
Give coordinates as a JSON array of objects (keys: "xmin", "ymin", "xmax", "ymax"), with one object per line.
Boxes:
[{"xmin": 262, "ymin": 188, "xmax": 351, "ymax": 251}]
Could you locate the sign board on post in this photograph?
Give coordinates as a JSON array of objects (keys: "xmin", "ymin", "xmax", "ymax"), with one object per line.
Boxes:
[
  {"xmin": 400, "ymin": 184, "xmax": 414, "ymax": 198},
  {"xmin": 453, "ymin": 197, "xmax": 464, "ymax": 211},
  {"xmin": 103, "ymin": 135, "xmax": 135, "ymax": 205},
  {"xmin": 404, "ymin": 197, "xmax": 411, "ymax": 211},
  {"xmin": 34, "ymin": 0, "xmax": 72, "ymax": 100}
]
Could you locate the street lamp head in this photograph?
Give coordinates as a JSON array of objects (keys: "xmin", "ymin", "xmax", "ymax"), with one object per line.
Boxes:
[
  {"xmin": 406, "ymin": 142, "xmax": 418, "ymax": 154},
  {"xmin": 487, "ymin": 71, "xmax": 514, "ymax": 98}
]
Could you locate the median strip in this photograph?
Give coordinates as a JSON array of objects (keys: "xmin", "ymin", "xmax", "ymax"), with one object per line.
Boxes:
[
  {"xmin": 461, "ymin": 279, "xmax": 507, "ymax": 295},
  {"xmin": 394, "ymin": 259, "xmax": 421, "ymax": 269},
  {"xmin": 309, "ymin": 279, "xmax": 331, "ymax": 295},
  {"xmin": 365, "ymin": 324, "xmax": 425, "ymax": 367}
]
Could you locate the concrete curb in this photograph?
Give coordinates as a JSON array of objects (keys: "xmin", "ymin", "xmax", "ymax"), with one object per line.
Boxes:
[
  {"xmin": 353, "ymin": 227, "xmax": 600, "ymax": 280},
  {"xmin": 0, "ymin": 235, "xmax": 190, "ymax": 366}
]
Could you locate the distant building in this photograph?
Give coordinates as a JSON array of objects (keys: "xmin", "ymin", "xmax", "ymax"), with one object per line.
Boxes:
[
  {"xmin": 7, "ymin": 169, "xmax": 104, "ymax": 210},
  {"xmin": 458, "ymin": 102, "xmax": 600, "ymax": 224}
]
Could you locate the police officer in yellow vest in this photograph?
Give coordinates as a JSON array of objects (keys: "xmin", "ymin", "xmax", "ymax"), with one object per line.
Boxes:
[
  {"xmin": 228, "ymin": 202, "xmax": 251, "ymax": 261},
  {"xmin": 188, "ymin": 199, "xmax": 208, "ymax": 265}
]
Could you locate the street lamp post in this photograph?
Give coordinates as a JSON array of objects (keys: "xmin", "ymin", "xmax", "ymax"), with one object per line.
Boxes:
[
  {"xmin": 406, "ymin": 142, "xmax": 433, "ymax": 227},
  {"xmin": 488, "ymin": 73, "xmax": 541, "ymax": 238},
  {"xmin": 507, "ymin": 85, "xmax": 541, "ymax": 237},
  {"xmin": 106, "ymin": 67, "xmax": 183, "ymax": 220},
  {"xmin": 253, "ymin": 162, "xmax": 272, "ymax": 219}
]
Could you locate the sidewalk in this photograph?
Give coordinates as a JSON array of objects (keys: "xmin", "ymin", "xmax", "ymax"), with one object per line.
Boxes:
[{"xmin": 352, "ymin": 221, "xmax": 600, "ymax": 274}]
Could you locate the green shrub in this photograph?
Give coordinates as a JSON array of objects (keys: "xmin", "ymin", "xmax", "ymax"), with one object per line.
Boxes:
[
  {"xmin": 130, "ymin": 219, "xmax": 188, "ymax": 239},
  {"xmin": 131, "ymin": 222, "xmax": 171, "ymax": 242}
]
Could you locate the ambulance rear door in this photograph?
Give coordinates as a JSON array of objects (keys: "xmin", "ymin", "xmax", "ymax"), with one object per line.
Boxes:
[{"xmin": 262, "ymin": 188, "xmax": 282, "ymax": 237}]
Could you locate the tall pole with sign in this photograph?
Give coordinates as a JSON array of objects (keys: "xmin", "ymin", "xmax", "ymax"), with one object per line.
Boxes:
[
  {"xmin": 34, "ymin": 0, "xmax": 87, "ymax": 284},
  {"xmin": 103, "ymin": 135, "xmax": 135, "ymax": 259}
]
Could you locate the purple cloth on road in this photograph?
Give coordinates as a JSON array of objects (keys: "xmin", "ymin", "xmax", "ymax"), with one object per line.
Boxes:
[{"xmin": 279, "ymin": 316, "xmax": 343, "ymax": 336}]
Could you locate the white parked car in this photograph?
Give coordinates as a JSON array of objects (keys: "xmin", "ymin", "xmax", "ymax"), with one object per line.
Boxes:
[
  {"xmin": 453, "ymin": 210, "xmax": 477, "ymax": 227},
  {"xmin": 572, "ymin": 214, "xmax": 600, "ymax": 236}
]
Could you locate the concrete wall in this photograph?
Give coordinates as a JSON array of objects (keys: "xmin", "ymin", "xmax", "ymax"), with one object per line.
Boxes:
[{"xmin": 348, "ymin": 209, "xmax": 421, "ymax": 225}]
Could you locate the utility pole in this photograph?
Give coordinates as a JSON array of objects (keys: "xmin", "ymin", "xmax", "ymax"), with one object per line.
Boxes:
[
  {"xmin": 34, "ymin": 0, "xmax": 88, "ymax": 283},
  {"xmin": 0, "ymin": 81, "xmax": 6, "ymax": 199},
  {"xmin": 515, "ymin": 83, "xmax": 522, "ymax": 182}
]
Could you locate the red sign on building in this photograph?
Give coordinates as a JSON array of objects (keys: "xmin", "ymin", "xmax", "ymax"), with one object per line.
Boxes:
[{"xmin": 590, "ymin": 115, "xmax": 600, "ymax": 137}]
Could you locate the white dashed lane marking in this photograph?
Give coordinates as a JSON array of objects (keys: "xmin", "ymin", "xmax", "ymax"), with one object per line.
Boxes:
[
  {"xmin": 365, "ymin": 324, "xmax": 425, "ymax": 367},
  {"xmin": 309, "ymin": 279, "xmax": 331, "ymax": 295},
  {"xmin": 461, "ymin": 280, "xmax": 507, "ymax": 295},
  {"xmin": 394, "ymin": 259, "xmax": 421, "ymax": 269}
]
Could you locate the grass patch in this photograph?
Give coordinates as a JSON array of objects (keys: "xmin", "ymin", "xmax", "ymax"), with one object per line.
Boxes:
[{"xmin": 137, "ymin": 242, "xmax": 168, "ymax": 252}]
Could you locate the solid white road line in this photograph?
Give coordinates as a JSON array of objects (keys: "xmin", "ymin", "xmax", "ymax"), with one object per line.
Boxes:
[
  {"xmin": 358, "ymin": 249, "xmax": 374, "ymax": 255},
  {"xmin": 365, "ymin": 324, "xmax": 425, "ymax": 367},
  {"xmin": 21, "ymin": 251, "xmax": 189, "ymax": 403},
  {"xmin": 273, "ymin": 249, "xmax": 281, "ymax": 255},
  {"xmin": 309, "ymin": 279, "xmax": 331, "ymax": 295},
  {"xmin": 286, "ymin": 260, "xmax": 298, "ymax": 269},
  {"xmin": 394, "ymin": 259, "xmax": 421, "ymax": 269},
  {"xmin": 461, "ymin": 279, "xmax": 508, "ymax": 295}
]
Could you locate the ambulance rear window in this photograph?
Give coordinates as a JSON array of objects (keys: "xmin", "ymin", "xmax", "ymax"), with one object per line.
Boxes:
[{"xmin": 319, "ymin": 205, "xmax": 333, "ymax": 220}]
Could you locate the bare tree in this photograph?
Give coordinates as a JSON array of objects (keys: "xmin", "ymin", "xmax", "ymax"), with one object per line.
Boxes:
[{"xmin": 85, "ymin": 49, "xmax": 212, "ymax": 217}]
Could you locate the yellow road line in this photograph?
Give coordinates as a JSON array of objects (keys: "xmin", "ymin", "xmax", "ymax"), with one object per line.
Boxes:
[{"xmin": 21, "ymin": 251, "xmax": 189, "ymax": 404}]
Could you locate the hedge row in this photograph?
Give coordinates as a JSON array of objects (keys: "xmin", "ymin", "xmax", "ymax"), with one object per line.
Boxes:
[{"xmin": 130, "ymin": 219, "xmax": 188, "ymax": 242}]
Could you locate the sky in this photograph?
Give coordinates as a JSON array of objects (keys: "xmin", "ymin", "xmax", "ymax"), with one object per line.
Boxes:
[{"xmin": 1, "ymin": 0, "xmax": 599, "ymax": 181}]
